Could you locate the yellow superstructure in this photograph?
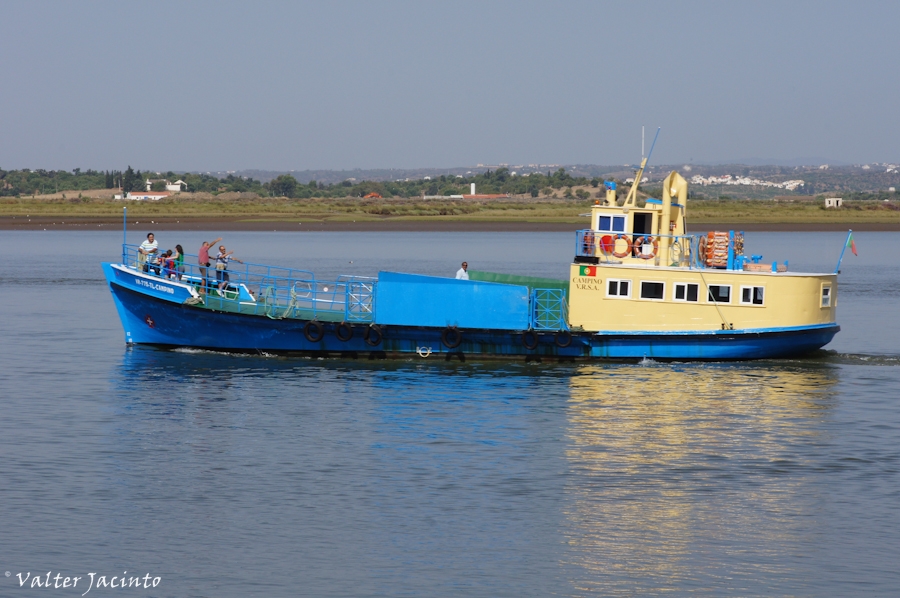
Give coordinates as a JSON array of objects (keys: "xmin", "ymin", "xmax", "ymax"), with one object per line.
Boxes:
[{"xmin": 568, "ymin": 171, "xmax": 838, "ymax": 333}]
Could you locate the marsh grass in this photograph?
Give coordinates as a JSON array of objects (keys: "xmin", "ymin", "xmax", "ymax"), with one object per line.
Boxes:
[{"xmin": 2, "ymin": 195, "xmax": 899, "ymax": 225}]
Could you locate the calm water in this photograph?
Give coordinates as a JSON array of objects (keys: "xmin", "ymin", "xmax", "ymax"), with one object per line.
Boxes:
[{"xmin": 1, "ymin": 230, "xmax": 898, "ymax": 597}]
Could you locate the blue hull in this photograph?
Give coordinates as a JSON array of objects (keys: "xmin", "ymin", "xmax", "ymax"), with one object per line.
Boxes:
[{"xmin": 104, "ymin": 263, "xmax": 839, "ymax": 361}]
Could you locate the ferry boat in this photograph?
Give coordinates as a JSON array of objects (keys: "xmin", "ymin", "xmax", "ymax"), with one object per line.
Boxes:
[{"xmin": 102, "ymin": 172, "xmax": 841, "ymax": 360}]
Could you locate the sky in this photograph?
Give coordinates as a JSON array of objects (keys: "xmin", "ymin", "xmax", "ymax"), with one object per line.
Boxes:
[{"xmin": 1, "ymin": 1, "xmax": 898, "ymax": 172}]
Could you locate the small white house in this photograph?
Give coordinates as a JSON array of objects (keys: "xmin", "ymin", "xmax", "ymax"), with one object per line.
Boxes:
[
  {"xmin": 144, "ymin": 178, "xmax": 186, "ymax": 192},
  {"xmin": 114, "ymin": 191, "xmax": 170, "ymax": 201},
  {"xmin": 824, "ymin": 197, "xmax": 843, "ymax": 208}
]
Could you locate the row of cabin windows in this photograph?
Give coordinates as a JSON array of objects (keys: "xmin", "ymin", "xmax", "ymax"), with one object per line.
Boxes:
[{"xmin": 607, "ymin": 279, "xmax": 766, "ymax": 305}]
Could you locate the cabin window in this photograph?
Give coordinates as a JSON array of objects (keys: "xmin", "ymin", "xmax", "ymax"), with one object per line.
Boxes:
[
  {"xmin": 674, "ymin": 283, "xmax": 699, "ymax": 302},
  {"xmin": 707, "ymin": 285, "xmax": 731, "ymax": 303},
  {"xmin": 740, "ymin": 286, "xmax": 765, "ymax": 305},
  {"xmin": 599, "ymin": 215, "xmax": 626, "ymax": 233},
  {"xmin": 821, "ymin": 285, "xmax": 832, "ymax": 307},
  {"xmin": 607, "ymin": 279, "xmax": 631, "ymax": 298},
  {"xmin": 640, "ymin": 281, "xmax": 665, "ymax": 300}
]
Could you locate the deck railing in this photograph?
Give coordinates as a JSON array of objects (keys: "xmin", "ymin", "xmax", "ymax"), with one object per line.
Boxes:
[
  {"xmin": 121, "ymin": 245, "xmax": 573, "ymax": 331},
  {"xmin": 531, "ymin": 288, "xmax": 568, "ymax": 331},
  {"xmin": 575, "ymin": 230, "xmax": 703, "ymax": 268},
  {"xmin": 121, "ymin": 244, "xmax": 375, "ymax": 322}
]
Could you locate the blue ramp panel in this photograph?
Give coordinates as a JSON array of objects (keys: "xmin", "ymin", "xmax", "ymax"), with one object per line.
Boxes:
[{"xmin": 374, "ymin": 272, "xmax": 530, "ymax": 330}]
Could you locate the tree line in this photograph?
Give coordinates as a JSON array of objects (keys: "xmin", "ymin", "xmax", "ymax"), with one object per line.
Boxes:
[
  {"xmin": 0, "ymin": 167, "xmax": 266, "ymax": 197},
  {"xmin": 1, "ymin": 166, "xmax": 607, "ymax": 199},
  {"xmin": 266, "ymin": 167, "xmax": 603, "ymax": 199}
]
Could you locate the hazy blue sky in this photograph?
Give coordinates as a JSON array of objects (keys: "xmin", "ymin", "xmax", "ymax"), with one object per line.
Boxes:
[{"xmin": 2, "ymin": 1, "xmax": 897, "ymax": 171}]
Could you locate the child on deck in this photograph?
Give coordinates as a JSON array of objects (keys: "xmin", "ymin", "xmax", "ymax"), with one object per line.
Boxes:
[{"xmin": 162, "ymin": 250, "xmax": 176, "ymax": 279}]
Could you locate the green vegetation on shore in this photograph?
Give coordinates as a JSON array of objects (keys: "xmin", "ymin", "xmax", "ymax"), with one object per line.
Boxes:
[
  {"xmin": 1, "ymin": 166, "xmax": 598, "ymax": 199},
  {"xmin": 3, "ymin": 195, "xmax": 899, "ymax": 226},
  {"xmin": 4, "ymin": 163, "xmax": 900, "ymax": 227}
]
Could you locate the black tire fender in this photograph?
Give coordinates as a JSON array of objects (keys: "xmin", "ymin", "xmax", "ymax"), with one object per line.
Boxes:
[
  {"xmin": 303, "ymin": 320, "xmax": 325, "ymax": 343},
  {"xmin": 441, "ymin": 326, "xmax": 462, "ymax": 349},
  {"xmin": 522, "ymin": 329, "xmax": 539, "ymax": 350},
  {"xmin": 364, "ymin": 324, "xmax": 383, "ymax": 347},
  {"xmin": 555, "ymin": 330, "xmax": 572, "ymax": 348},
  {"xmin": 336, "ymin": 321, "xmax": 354, "ymax": 342}
]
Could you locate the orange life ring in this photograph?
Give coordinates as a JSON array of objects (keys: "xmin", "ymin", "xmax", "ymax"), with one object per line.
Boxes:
[
  {"xmin": 612, "ymin": 234, "xmax": 632, "ymax": 259},
  {"xmin": 632, "ymin": 236, "xmax": 645, "ymax": 257},
  {"xmin": 639, "ymin": 236, "xmax": 659, "ymax": 259}
]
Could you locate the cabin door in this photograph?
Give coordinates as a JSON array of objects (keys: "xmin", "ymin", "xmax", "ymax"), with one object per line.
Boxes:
[{"xmin": 633, "ymin": 213, "xmax": 653, "ymax": 235}]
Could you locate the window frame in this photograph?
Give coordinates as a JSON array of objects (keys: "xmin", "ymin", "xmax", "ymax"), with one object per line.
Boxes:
[
  {"xmin": 598, "ymin": 215, "xmax": 627, "ymax": 234},
  {"xmin": 606, "ymin": 278, "xmax": 632, "ymax": 299},
  {"xmin": 821, "ymin": 283, "xmax": 832, "ymax": 308},
  {"xmin": 639, "ymin": 280, "xmax": 666, "ymax": 301},
  {"xmin": 739, "ymin": 285, "xmax": 765, "ymax": 306},
  {"xmin": 673, "ymin": 282, "xmax": 700, "ymax": 303},
  {"xmin": 706, "ymin": 284, "xmax": 732, "ymax": 304}
]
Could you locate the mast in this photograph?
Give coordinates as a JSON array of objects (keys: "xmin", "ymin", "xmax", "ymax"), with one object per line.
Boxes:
[{"xmin": 623, "ymin": 127, "xmax": 660, "ymax": 208}]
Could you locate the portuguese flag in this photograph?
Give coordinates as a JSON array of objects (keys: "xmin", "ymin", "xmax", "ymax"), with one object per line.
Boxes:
[
  {"xmin": 847, "ymin": 233, "xmax": 858, "ymax": 256},
  {"xmin": 579, "ymin": 265, "xmax": 597, "ymax": 276}
]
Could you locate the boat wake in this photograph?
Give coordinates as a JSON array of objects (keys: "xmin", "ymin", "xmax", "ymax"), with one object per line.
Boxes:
[
  {"xmin": 171, "ymin": 347, "xmax": 280, "ymax": 358},
  {"xmin": 828, "ymin": 352, "xmax": 900, "ymax": 366}
]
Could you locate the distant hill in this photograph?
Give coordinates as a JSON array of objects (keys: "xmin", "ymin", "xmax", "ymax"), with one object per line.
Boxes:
[
  {"xmin": 4, "ymin": 162, "xmax": 898, "ymax": 200},
  {"xmin": 204, "ymin": 162, "xmax": 900, "ymax": 198},
  {"xmin": 700, "ymin": 157, "xmax": 853, "ymax": 167}
]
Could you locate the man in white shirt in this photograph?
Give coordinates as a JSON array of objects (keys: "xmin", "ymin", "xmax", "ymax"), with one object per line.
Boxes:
[
  {"xmin": 455, "ymin": 261, "xmax": 469, "ymax": 280},
  {"xmin": 139, "ymin": 232, "xmax": 159, "ymax": 273}
]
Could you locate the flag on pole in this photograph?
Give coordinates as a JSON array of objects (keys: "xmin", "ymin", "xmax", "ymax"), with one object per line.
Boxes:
[{"xmin": 847, "ymin": 233, "xmax": 858, "ymax": 256}]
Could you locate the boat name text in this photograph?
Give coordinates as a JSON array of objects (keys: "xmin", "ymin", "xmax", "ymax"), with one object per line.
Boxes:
[
  {"xmin": 134, "ymin": 278, "xmax": 175, "ymax": 294},
  {"xmin": 572, "ymin": 276, "xmax": 603, "ymax": 291}
]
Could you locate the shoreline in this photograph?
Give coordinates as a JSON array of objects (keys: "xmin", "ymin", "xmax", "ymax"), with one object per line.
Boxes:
[{"xmin": 2, "ymin": 216, "xmax": 899, "ymax": 232}]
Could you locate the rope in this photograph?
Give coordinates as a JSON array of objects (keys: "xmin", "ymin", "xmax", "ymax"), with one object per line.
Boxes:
[{"xmin": 697, "ymin": 268, "xmax": 731, "ymax": 329}]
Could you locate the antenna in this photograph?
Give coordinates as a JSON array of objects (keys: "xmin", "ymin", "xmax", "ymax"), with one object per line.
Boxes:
[{"xmin": 623, "ymin": 127, "xmax": 661, "ymax": 207}]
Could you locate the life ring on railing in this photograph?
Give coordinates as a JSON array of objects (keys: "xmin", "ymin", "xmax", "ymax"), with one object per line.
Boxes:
[
  {"xmin": 632, "ymin": 236, "xmax": 644, "ymax": 257},
  {"xmin": 522, "ymin": 329, "xmax": 539, "ymax": 350},
  {"xmin": 441, "ymin": 326, "xmax": 462, "ymax": 349},
  {"xmin": 639, "ymin": 236, "xmax": 659, "ymax": 259},
  {"xmin": 555, "ymin": 330, "xmax": 572, "ymax": 348},
  {"xmin": 581, "ymin": 231, "xmax": 595, "ymax": 255},
  {"xmin": 364, "ymin": 324, "xmax": 383, "ymax": 346},
  {"xmin": 698, "ymin": 235, "xmax": 708, "ymax": 266},
  {"xmin": 611, "ymin": 234, "xmax": 632, "ymax": 259},
  {"xmin": 336, "ymin": 321, "xmax": 353, "ymax": 342},
  {"xmin": 304, "ymin": 320, "xmax": 325, "ymax": 342}
]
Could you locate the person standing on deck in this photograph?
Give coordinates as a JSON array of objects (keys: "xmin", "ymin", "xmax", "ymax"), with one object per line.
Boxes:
[
  {"xmin": 456, "ymin": 261, "xmax": 469, "ymax": 280},
  {"xmin": 197, "ymin": 236, "xmax": 222, "ymax": 293},
  {"xmin": 173, "ymin": 244, "xmax": 185, "ymax": 281},
  {"xmin": 215, "ymin": 244, "xmax": 243, "ymax": 293},
  {"xmin": 139, "ymin": 233, "xmax": 159, "ymax": 274}
]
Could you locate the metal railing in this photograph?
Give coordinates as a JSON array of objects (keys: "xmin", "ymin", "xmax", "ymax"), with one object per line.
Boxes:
[
  {"xmin": 574, "ymin": 230, "xmax": 703, "ymax": 268},
  {"xmin": 121, "ymin": 244, "xmax": 375, "ymax": 322},
  {"xmin": 531, "ymin": 288, "xmax": 568, "ymax": 331}
]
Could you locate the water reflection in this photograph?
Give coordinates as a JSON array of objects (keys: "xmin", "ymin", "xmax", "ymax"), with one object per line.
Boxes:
[
  {"xmin": 109, "ymin": 348, "xmax": 850, "ymax": 594},
  {"xmin": 563, "ymin": 363, "xmax": 840, "ymax": 594},
  {"xmin": 106, "ymin": 347, "xmax": 578, "ymax": 596}
]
